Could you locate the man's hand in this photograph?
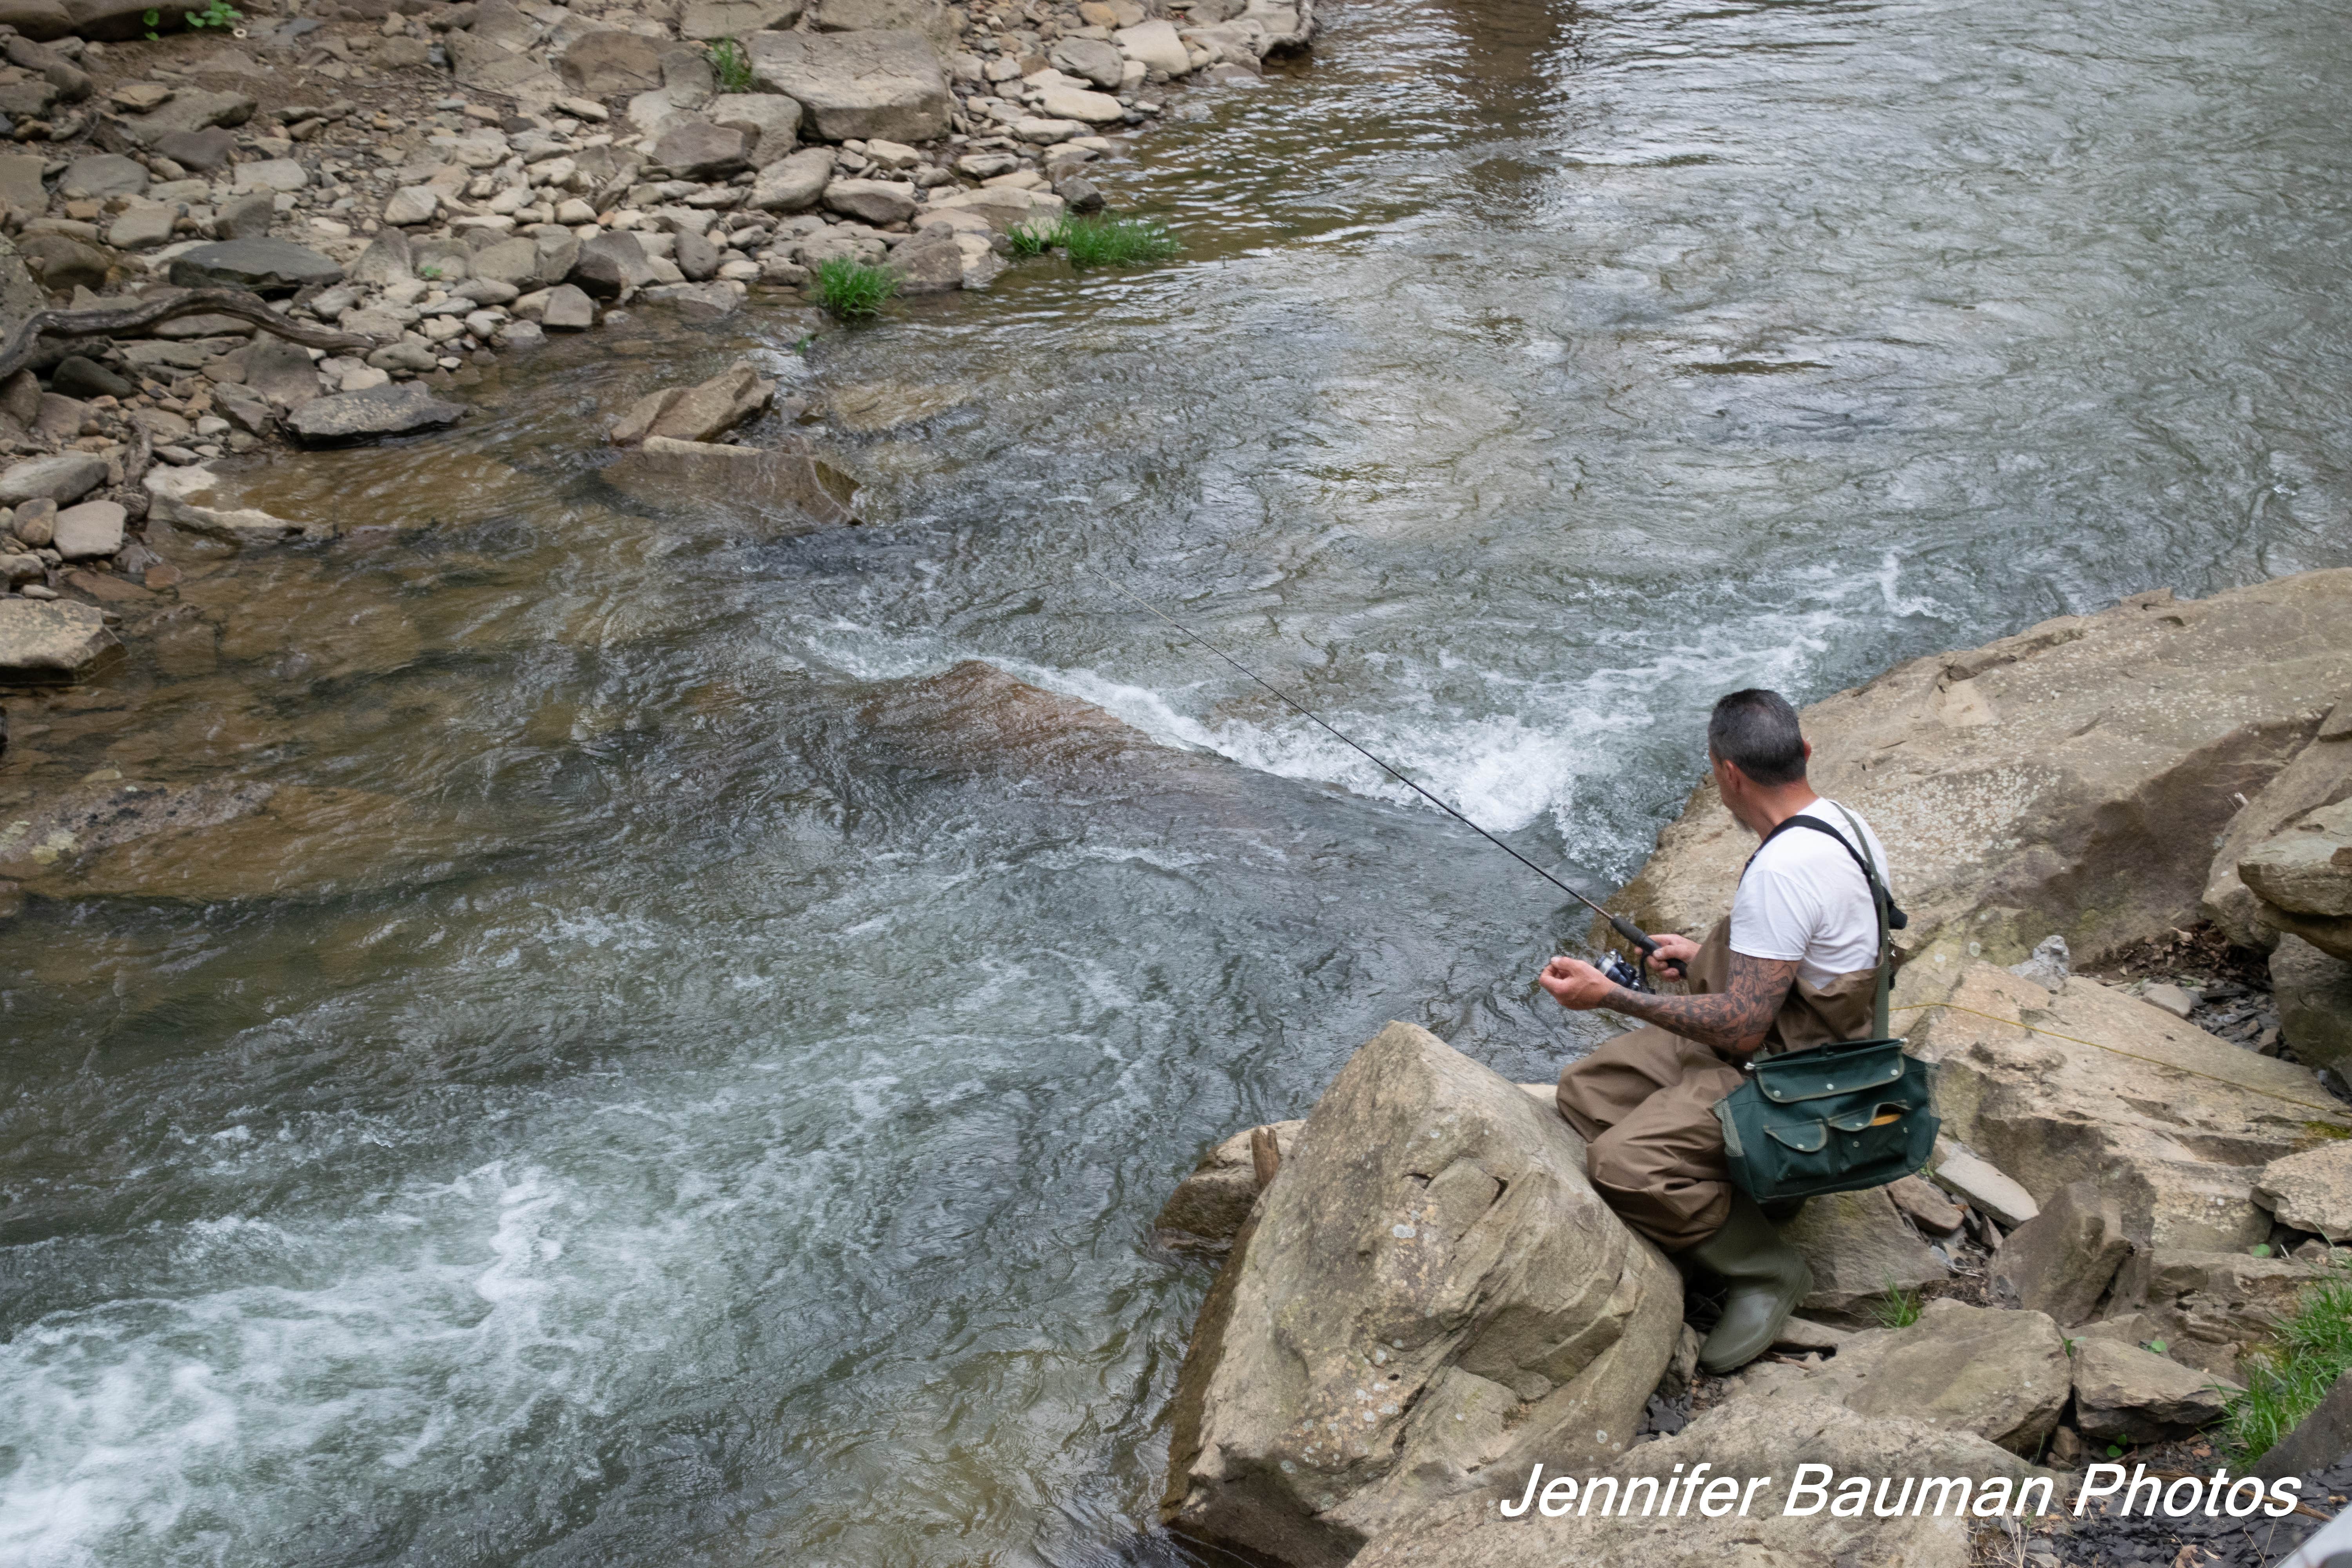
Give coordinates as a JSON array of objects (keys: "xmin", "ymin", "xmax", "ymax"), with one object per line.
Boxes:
[
  {"xmin": 1538, "ymin": 945, "xmax": 1803, "ymax": 1055},
  {"xmin": 1538, "ymin": 955, "xmax": 1621, "ymax": 1011},
  {"xmin": 1645, "ymin": 932, "xmax": 1700, "ymax": 975}
]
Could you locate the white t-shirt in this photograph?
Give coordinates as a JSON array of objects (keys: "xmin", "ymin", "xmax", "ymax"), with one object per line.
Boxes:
[{"xmin": 1729, "ymin": 801, "xmax": 1894, "ymax": 989}]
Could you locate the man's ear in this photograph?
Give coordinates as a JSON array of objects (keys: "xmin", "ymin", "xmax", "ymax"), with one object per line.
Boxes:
[{"xmin": 1801, "ymin": 739, "xmax": 1813, "ymax": 763}]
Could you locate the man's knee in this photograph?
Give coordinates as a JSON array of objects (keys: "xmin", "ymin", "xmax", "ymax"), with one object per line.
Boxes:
[{"xmin": 1584, "ymin": 1127, "xmax": 1652, "ymax": 1200}]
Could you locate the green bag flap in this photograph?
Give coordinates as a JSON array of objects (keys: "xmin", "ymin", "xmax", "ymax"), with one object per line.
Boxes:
[
  {"xmin": 1753, "ymin": 1037, "xmax": 1909, "ymax": 1104},
  {"xmin": 1764, "ymin": 1120, "xmax": 1829, "ymax": 1154}
]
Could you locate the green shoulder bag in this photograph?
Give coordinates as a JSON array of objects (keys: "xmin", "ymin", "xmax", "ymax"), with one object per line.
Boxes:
[{"xmin": 1710, "ymin": 806, "xmax": 1939, "ymax": 1203}]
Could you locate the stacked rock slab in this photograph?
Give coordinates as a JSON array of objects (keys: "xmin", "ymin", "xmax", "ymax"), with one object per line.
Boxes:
[
  {"xmin": 1160, "ymin": 1022, "xmax": 1682, "ymax": 1568},
  {"xmin": 1897, "ymin": 956, "xmax": 2350, "ymax": 1252},
  {"xmin": 1603, "ymin": 572, "xmax": 2352, "ymax": 967}
]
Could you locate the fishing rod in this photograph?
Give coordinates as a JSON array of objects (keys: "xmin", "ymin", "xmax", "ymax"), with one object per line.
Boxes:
[{"xmin": 1087, "ymin": 569, "xmax": 1687, "ymax": 991}]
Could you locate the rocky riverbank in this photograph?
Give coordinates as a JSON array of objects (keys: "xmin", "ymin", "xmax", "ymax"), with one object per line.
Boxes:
[
  {"xmin": 1153, "ymin": 571, "xmax": 2352, "ymax": 1568},
  {"xmin": 0, "ymin": 0, "xmax": 1321, "ymax": 679}
]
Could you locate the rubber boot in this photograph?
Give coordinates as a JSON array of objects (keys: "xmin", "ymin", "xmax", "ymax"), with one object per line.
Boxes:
[{"xmin": 1682, "ymin": 1192, "xmax": 1813, "ymax": 1375}]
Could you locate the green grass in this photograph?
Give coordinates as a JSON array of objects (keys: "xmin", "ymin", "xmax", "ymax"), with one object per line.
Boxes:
[
  {"xmin": 2227, "ymin": 1253, "xmax": 2352, "ymax": 1459},
  {"xmin": 1004, "ymin": 221, "xmax": 1058, "ymax": 258},
  {"xmin": 1873, "ymin": 1283, "xmax": 1923, "ymax": 1329},
  {"xmin": 813, "ymin": 256, "xmax": 897, "ymax": 322},
  {"xmin": 1008, "ymin": 214, "xmax": 1183, "ymax": 267},
  {"xmin": 1056, "ymin": 214, "xmax": 1181, "ymax": 267},
  {"xmin": 710, "ymin": 37, "xmax": 755, "ymax": 93}
]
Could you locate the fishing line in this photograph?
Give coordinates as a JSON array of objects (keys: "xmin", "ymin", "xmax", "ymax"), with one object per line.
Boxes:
[{"xmin": 1085, "ymin": 568, "xmax": 1682, "ymax": 985}]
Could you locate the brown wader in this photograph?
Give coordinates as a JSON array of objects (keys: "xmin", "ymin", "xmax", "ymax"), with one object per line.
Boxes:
[{"xmin": 1554, "ymin": 916, "xmax": 1879, "ymax": 1251}]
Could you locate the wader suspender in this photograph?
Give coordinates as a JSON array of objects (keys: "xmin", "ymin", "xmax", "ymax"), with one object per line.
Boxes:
[{"xmin": 1748, "ymin": 807, "xmax": 1906, "ymax": 1036}]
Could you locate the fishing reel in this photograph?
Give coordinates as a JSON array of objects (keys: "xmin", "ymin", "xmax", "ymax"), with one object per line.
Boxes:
[{"xmin": 1598, "ymin": 949, "xmax": 1652, "ymax": 993}]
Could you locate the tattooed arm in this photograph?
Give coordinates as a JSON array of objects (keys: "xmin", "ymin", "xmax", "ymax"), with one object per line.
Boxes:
[{"xmin": 1537, "ymin": 949, "xmax": 1802, "ymax": 1056}]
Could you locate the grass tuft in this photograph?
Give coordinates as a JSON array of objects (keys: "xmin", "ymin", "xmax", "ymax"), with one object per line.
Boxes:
[
  {"xmin": 710, "ymin": 36, "xmax": 755, "ymax": 94},
  {"xmin": 1873, "ymin": 1283, "xmax": 1923, "ymax": 1329},
  {"xmin": 1004, "ymin": 221, "xmax": 1058, "ymax": 259},
  {"xmin": 814, "ymin": 256, "xmax": 897, "ymax": 322},
  {"xmin": 1005, "ymin": 214, "xmax": 1183, "ymax": 267},
  {"xmin": 2227, "ymin": 1252, "xmax": 2352, "ymax": 1459},
  {"xmin": 1056, "ymin": 213, "xmax": 1182, "ymax": 267}
]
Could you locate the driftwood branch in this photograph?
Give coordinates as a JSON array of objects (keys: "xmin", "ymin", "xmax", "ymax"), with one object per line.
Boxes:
[{"xmin": 0, "ymin": 288, "xmax": 376, "ymax": 383}]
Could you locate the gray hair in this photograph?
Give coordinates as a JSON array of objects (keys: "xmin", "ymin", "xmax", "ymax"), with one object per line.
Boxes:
[{"xmin": 1707, "ymin": 689, "xmax": 1807, "ymax": 786}]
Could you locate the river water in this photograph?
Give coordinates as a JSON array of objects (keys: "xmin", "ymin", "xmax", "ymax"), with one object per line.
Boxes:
[{"xmin": 4, "ymin": 0, "xmax": 2350, "ymax": 1561}]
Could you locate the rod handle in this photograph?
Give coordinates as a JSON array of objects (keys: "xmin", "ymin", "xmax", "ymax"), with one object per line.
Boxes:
[{"xmin": 1609, "ymin": 914, "xmax": 1689, "ymax": 980}]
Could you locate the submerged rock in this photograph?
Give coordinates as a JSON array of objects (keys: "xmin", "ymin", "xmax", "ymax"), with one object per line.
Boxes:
[
  {"xmin": 1153, "ymin": 1119, "xmax": 1300, "ymax": 1252},
  {"xmin": 285, "ymin": 383, "xmax": 467, "ymax": 445},
  {"xmin": 608, "ymin": 360, "xmax": 776, "ymax": 446},
  {"xmin": 599, "ymin": 434, "xmax": 858, "ymax": 530},
  {"xmin": 0, "ymin": 597, "xmax": 114, "ymax": 680},
  {"xmin": 1161, "ymin": 1021, "xmax": 1683, "ymax": 1567},
  {"xmin": 821, "ymin": 380, "xmax": 975, "ymax": 432},
  {"xmin": 144, "ymin": 465, "xmax": 319, "ymax": 542}
]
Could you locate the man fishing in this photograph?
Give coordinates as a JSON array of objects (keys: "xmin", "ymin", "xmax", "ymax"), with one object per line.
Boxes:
[{"xmin": 1537, "ymin": 688, "xmax": 1898, "ymax": 1375}]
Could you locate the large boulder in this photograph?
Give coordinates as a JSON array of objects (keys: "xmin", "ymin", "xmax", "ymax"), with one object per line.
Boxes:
[
  {"xmin": 1161, "ymin": 1022, "xmax": 1683, "ymax": 1568},
  {"xmin": 167, "ymin": 240, "xmax": 343, "ymax": 294},
  {"xmin": 598, "ymin": 436, "xmax": 859, "ymax": 531},
  {"xmin": 1986, "ymin": 1179, "xmax": 2130, "ymax": 1324},
  {"xmin": 1352, "ymin": 1394, "xmax": 2044, "ymax": 1568},
  {"xmin": 1736, "ymin": 1298, "xmax": 2070, "ymax": 1455},
  {"xmin": 1604, "ymin": 574, "xmax": 2352, "ymax": 967},
  {"xmin": 1898, "ymin": 955, "xmax": 2350, "ymax": 1251},
  {"xmin": 606, "ymin": 359, "xmax": 775, "ymax": 446},
  {"xmin": 0, "ymin": 597, "xmax": 114, "ymax": 681},
  {"xmin": 746, "ymin": 28, "xmax": 953, "ymax": 143},
  {"xmin": 2070, "ymin": 1338, "xmax": 2238, "ymax": 1445}
]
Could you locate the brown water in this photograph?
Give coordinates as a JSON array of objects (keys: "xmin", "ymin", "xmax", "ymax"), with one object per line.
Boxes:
[{"xmin": 4, "ymin": 0, "xmax": 2350, "ymax": 1561}]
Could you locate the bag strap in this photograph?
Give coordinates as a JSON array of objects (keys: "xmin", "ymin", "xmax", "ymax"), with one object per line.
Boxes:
[
  {"xmin": 1829, "ymin": 805, "xmax": 1896, "ymax": 1038},
  {"xmin": 1751, "ymin": 809, "xmax": 1901, "ymax": 1037}
]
